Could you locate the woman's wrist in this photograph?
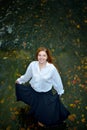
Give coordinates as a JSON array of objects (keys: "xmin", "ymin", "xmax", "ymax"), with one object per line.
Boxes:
[{"xmin": 15, "ymin": 80, "xmax": 19, "ymax": 84}]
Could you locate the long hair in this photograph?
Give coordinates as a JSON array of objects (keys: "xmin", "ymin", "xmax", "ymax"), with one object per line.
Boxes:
[{"xmin": 36, "ymin": 47, "xmax": 54, "ymax": 63}]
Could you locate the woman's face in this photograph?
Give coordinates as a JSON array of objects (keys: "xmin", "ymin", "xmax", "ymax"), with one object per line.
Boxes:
[{"xmin": 37, "ymin": 51, "xmax": 48, "ymax": 64}]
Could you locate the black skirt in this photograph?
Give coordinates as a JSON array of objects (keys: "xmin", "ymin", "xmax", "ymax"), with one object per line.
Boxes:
[{"xmin": 15, "ymin": 83, "xmax": 70, "ymax": 126}]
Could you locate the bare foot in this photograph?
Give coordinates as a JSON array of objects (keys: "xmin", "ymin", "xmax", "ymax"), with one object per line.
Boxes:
[{"xmin": 38, "ymin": 121, "xmax": 45, "ymax": 127}]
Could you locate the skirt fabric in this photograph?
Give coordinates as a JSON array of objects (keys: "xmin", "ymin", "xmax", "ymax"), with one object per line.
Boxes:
[{"xmin": 15, "ymin": 83, "xmax": 70, "ymax": 126}]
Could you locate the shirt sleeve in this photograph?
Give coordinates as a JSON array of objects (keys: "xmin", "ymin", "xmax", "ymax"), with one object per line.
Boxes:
[
  {"xmin": 16, "ymin": 62, "xmax": 32, "ymax": 84},
  {"xmin": 52, "ymin": 66, "xmax": 64, "ymax": 96}
]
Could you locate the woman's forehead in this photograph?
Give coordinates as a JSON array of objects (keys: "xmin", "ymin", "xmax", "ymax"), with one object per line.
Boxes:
[{"xmin": 38, "ymin": 50, "xmax": 47, "ymax": 55}]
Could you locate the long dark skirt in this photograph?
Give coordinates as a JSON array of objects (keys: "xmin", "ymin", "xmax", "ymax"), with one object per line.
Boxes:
[{"xmin": 15, "ymin": 83, "xmax": 70, "ymax": 126}]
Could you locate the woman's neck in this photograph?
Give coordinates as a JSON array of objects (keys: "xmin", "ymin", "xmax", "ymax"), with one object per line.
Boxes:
[{"xmin": 38, "ymin": 62, "xmax": 47, "ymax": 70}]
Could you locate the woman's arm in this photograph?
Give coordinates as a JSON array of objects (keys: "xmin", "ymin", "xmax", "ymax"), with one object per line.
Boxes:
[
  {"xmin": 52, "ymin": 67, "xmax": 64, "ymax": 96},
  {"xmin": 16, "ymin": 62, "xmax": 32, "ymax": 84}
]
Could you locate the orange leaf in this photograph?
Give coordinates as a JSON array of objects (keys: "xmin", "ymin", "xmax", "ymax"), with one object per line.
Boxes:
[
  {"xmin": 6, "ymin": 126, "xmax": 11, "ymax": 130},
  {"xmin": 20, "ymin": 128, "xmax": 26, "ymax": 130},
  {"xmin": 68, "ymin": 114, "xmax": 76, "ymax": 121},
  {"xmin": 74, "ymin": 100, "xmax": 80, "ymax": 104},
  {"xmin": 81, "ymin": 118, "xmax": 86, "ymax": 123}
]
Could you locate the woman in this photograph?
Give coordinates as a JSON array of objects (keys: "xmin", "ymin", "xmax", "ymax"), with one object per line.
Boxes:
[{"xmin": 15, "ymin": 47, "xmax": 70, "ymax": 127}]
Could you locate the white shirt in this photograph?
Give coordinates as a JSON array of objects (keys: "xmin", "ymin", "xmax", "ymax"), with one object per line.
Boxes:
[{"xmin": 17, "ymin": 61, "xmax": 64, "ymax": 95}]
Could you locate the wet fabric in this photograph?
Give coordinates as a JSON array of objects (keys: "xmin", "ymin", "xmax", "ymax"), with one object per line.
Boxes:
[{"xmin": 15, "ymin": 83, "xmax": 70, "ymax": 126}]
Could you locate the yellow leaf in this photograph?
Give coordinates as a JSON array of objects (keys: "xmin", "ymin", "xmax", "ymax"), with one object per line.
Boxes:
[
  {"xmin": 77, "ymin": 66, "xmax": 81, "ymax": 70},
  {"xmin": 85, "ymin": 106, "xmax": 87, "ymax": 110},
  {"xmin": 8, "ymin": 85, "xmax": 12, "ymax": 90},
  {"xmin": 76, "ymin": 24, "xmax": 80, "ymax": 29},
  {"xmin": 10, "ymin": 107, "xmax": 13, "ymax": 111},
  {"xmin": 81, "ymin": 118, "xmax": 86, "ymax": 123},
  {"xmin": 78, "ymin": 106, "xmax": 80, "ymax": 109},
  {"xmin": 16, "ymin": 73, "xmax": 21, "ymax": 77},
  {"xmin": 76, "ymin": 38, "xmax": 80, "ymax": 43},
  {"xmin": 81, "ymin": 114, "xmax": 84, "ymax": 117},
  {"xmin": 84, "ymin": 19, "xmax": 87, "ymax": 23},
  {"xmin": 6, "ymin": 126, "xmax": 11, "ymax": 130},
  {"xmin": 70, "ymin": 104, "xmax": 76, "ymax": 108},
  {"xmin": 3, "ymin": 57, "xmax": 8, "ymax": 59},
  {"xmin": 67, "ymin": 81, "xmax": 71, "ymax": 86},
  {"xmin": 15, "ymin": 111, "xmax": 19, "ymax": 115},
  {"xmin": 84, "ymin": 65, "xmax": 87, "ymax": 69},
  {"xmin": 68, "ymin": 114, "xmax": 76, "ymax": 121},
  {"xmin": 0, "ymin": 99, "xmax": 5, "ymax": 104}
]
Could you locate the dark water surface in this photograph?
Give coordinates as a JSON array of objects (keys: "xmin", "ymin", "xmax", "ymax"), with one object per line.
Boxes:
[{"xmin": 0, "ymin": 0, "xmax": 87, "ymax": 130}]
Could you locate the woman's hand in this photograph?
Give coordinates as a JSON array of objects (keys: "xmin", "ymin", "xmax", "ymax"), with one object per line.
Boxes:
[{"xmin": 15, "ymin": 80, "xmax": 19, "ymax": 84}]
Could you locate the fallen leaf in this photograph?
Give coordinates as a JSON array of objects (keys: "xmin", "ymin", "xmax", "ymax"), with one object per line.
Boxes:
[
  {"xmin": 6, "ymin": 126, "xmax": 11, "ymax": 130},
  {"xmin": 20, "ymin": 128, "xmax": 26, "ymax": 130},
  {"xmin": 14, "ymin": 111, "xmax": 19, "ymax": 115},
  {"xmin": 81, "ymin": 118, "xmax": 86, "ymax": 123},
  {"xmin": 68, "ymin": 114, "xmax": 76, "ymax": 121},
  {"xmin": 70, "ymin": 104, "xmax": 76, "ymax": 108},
  {"xmin": 8, "ymin": 85, "xmax": 12, "ymax": 90},
  {"xmin": 74, "ymin": 100, "xmax": 80, "ymax": 104},
  {"xmin": 0, "ymin": 99, "xmax": 5, "ymax": 104},
  {"xmin": 76, "ymin": 24, "xmax": 80, "ymax": 29}
]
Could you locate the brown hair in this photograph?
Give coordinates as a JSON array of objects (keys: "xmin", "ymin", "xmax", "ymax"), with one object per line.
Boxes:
[{"xmin": 36, "ymin": 47, "xmax": 54, "ymax": 63}]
